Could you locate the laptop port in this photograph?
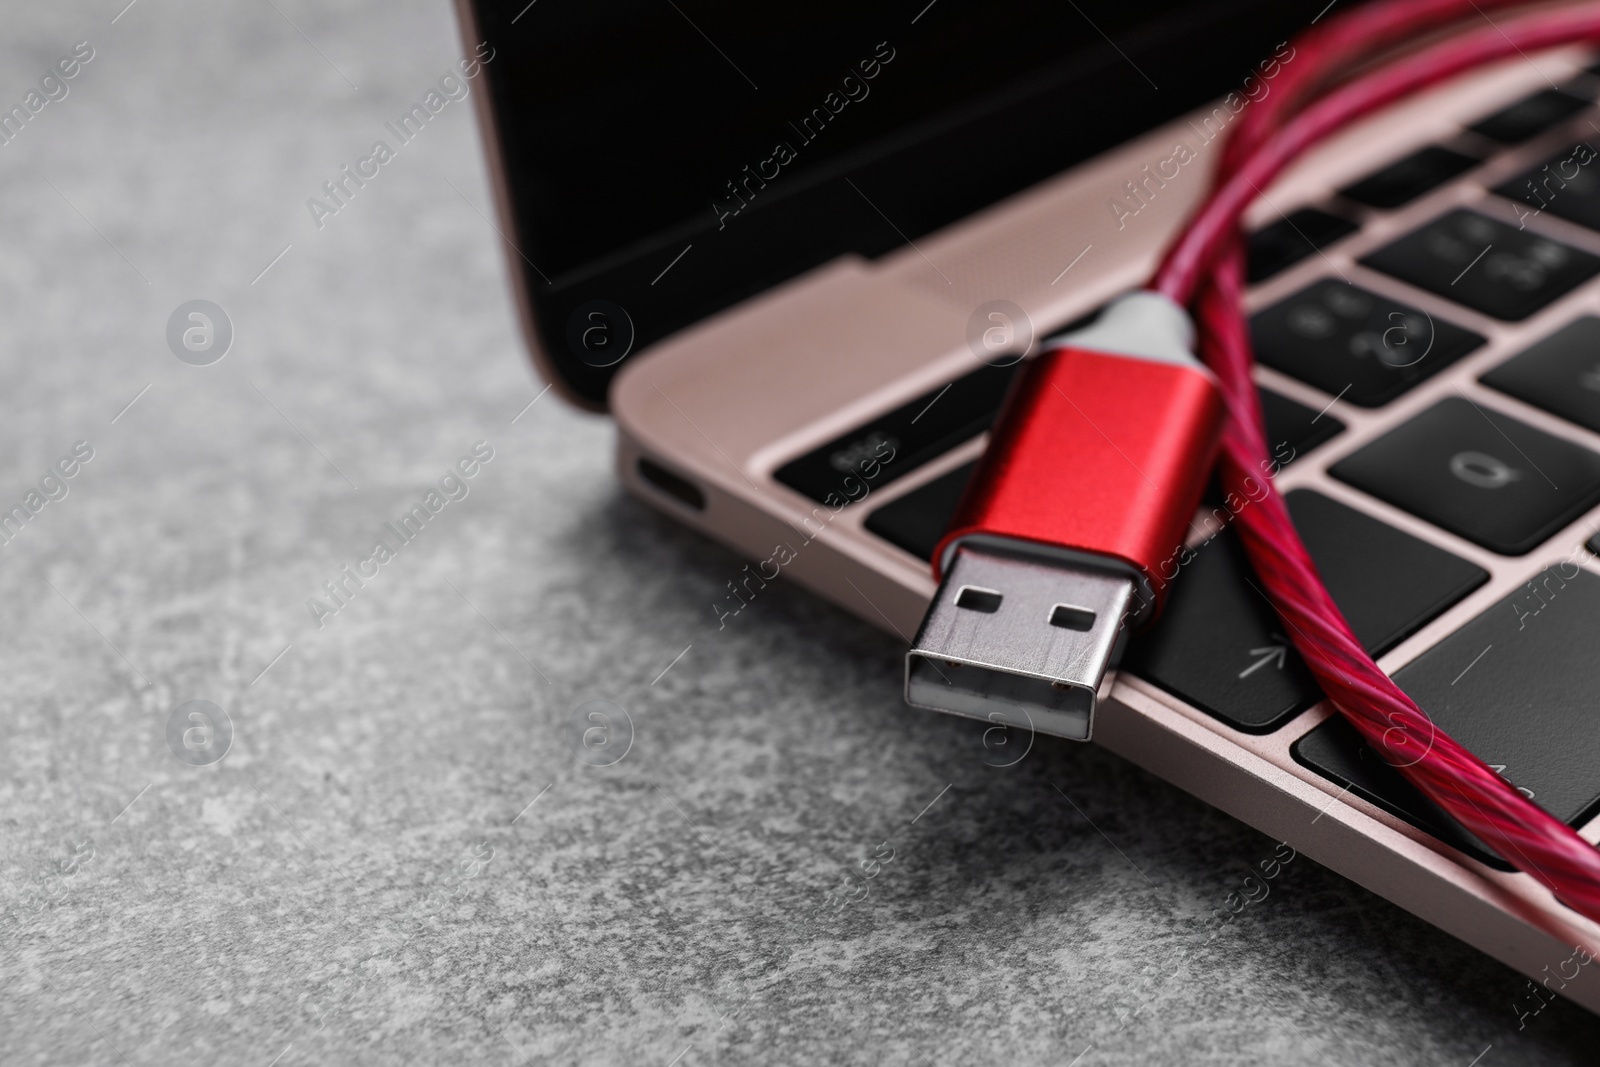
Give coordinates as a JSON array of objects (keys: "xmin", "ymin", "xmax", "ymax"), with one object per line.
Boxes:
[{"xmin": 636, "ymin": 456, "xmax": 705, "ymax": 511}]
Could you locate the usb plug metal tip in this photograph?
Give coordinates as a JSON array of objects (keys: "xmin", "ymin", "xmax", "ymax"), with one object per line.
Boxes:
[{"xmin": 905, "ymin": 545, "xmax": 1136, "ymax": 742}]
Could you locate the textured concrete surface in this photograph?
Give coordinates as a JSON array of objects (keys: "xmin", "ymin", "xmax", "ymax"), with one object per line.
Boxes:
[{"xmin": 4, "ymin": 2, "xmax": 1600, "ymax": 1064}]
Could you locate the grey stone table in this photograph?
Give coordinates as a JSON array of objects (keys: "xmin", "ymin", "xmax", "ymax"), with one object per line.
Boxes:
[{"xmin": 3, "ymin": 2, "xmax": 1599, "ymax": 1064}]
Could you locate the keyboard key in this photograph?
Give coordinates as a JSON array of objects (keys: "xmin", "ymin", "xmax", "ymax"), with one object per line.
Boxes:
[
  {"xmin": 868, "ymin": 388, "xmax": 1339, "ymax": 562},
  {"xmin": 1251, "ymin": 279, "xmax": 1485, "ymax": 406},
  {"xmin": 1493, "ymin": 143, "xmax": 1600, "ymax": 231},
  {"xmin": 1391, "ymin": 564, "xmax": 1600, "ymax": 825},
  {"xmin": 1247, "ymin": 208, "xmax": 1360, "ymax": 284},
  {"xmin": 1125, "ymin": 491, "xmax": 1487, "ymax": 732},
  {"xmin": 863, "ymin": 461, "xmax": 975, "ymax": 561},
  {"xmin": 1293, "ymin": 715, "xmax": 1508, "ymax": 868},
  {"xmin": 1468, "ymin": 88, "xmax": 1590, "ymax": 144},
  {"xmin": 1285, "ymin": 490, "xmax": 1488, "ymax": 656},
  {"xmin": 1257, "ymin": 388, "xmax": 1345, "ymax": 462},
  {"xmin": 1482, "ymin": 316, "xmax": 1600, "ymax": 433},
  {"xmin": 1341, "ymin": 145, "xmax": 1480, "ymax": 209},
  {"xmin": 1361, "ymin": 209, "xmax": 1600, "ymax": 321},
  {"xmin": 1123, "ymin": 530, "xmax": 1321, "ymax": 733},
  {"xmin": 1330, "ymin": 397, "xmax": 1600, "ymax": 554}
]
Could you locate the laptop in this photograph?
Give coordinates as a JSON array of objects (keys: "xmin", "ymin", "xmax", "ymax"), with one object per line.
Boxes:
[{"xmin": 455, "ymin": 0, "xmax": 1600, "ymax": 1007}]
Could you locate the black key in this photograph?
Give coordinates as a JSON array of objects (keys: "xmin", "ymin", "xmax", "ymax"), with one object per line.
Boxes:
[
  {"xmin": 863, "ymin": 461, "xmax": 975, "ymax": 562},
  {"xmin": 1361, "ymin": 209, "xmax": 1600, "ymax": 321},
  {"xmin": 1341, "ymin": 145, "xmax": 1480, "ymax": 210},
  {"xmin": 1251, "ymin": 279, "xmax": 1485, "ymax": 406},
  {"xmin": 1493, "ymin": 143, "xmax": 1600, "ymax": 231},
  {"xmin": 1468, "ymin": 88, "xmax": 1590, "ymax": 144},
  {"xmin": 1391, "ymin": 564, "xmax": 1600, "ymax": 825},
  {"xmin": 1286, "ymin": 490, "xmax": 1487, "ymax": 655},
  {"xmin": 1123, "ymin": 530, "xmax": 1321, "ymax": 733},
  {"xmin": 1126, "ymin": 491, "xmax": 1486, "ymax": 732},
  {"xmin": 1482, "ymin": 316, "xmax": 1600, "ymax": 433},
  {"xmin": 773, "ymin": 361, "xmax": 1019, "ymax": 505},
  {"xmin": 1292, "ymin": 715, "xmax": 1509, "ymax": 870},
  {"xmin": 1247, "ymin": 208, "xmax": 1360, "ymax": 283},
  {"xmin": 1330, "ymin": 397, "xmax": 1600, "ymax": 554},
  {"xmin": 1258, "ymin": 388, "xmax": 1345, "ymax": 463}
]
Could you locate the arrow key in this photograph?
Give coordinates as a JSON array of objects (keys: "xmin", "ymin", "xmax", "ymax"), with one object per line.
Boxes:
[
  {"xmin": 1126, "ymin": 491, "xmax": 1487, "ymax": 732},
  {"xmin": 1124, "ymin": 530, "xmax": 1324, "ymax": 733}
]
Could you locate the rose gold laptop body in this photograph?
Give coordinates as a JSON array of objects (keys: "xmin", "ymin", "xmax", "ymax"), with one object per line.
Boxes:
[{"xmin": 462, "ymin": 9, "xmax": 1600, "ymax": 1008}]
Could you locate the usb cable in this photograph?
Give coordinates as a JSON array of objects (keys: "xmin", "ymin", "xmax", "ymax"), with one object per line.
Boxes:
[
  {"xmin": 905, "ymin": 293, "xmax": 1223, "ymax": 741},
  {"xmin": 908, "ymin": 0, "xmax": 1600, "ymax": 923}
]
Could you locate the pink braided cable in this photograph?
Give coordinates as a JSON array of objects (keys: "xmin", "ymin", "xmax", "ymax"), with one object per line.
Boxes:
[{"xmin": 1155, "ymin": 2, "xmax": 1600, "ymax": 922}]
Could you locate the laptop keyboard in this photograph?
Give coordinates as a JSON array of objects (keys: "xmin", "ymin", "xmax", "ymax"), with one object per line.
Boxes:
[{"xmin": 806, "ymin": 70, "xmax": 1600, "ymax": 865}]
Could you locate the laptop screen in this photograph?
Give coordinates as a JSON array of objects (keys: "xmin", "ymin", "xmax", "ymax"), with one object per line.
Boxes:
[{"xmin": 467, "ymin": 0, "xmax": 1323, "ymax": 405}]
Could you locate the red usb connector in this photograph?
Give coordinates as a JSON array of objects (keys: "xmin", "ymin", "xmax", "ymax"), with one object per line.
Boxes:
[{"xmin": 905, "ymin": 293, "xmax": 1224, "ymax": 740}]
